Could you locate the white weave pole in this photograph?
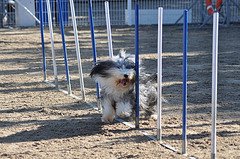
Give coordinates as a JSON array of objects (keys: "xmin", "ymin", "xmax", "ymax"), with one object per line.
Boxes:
[
  {"xmin": 46, "ymin": 0, "xmax": 58, "ymax": 87},
  {"xmin": 157, "ymin": 7, "xmax": 163, "ymax": 141},
  {"xmin": 15, "ymin": 0, "xmax": 41, "ymax": 24},
  {"xmin": 105, "ymin": 1, "xmax": 114, "ymax": 58},
  {"xmin": 211, "ymin": 12, "xmax": 219, "ymax": 159},
  {"xmin": 69, "ymin": 0, "xmax": 86, "ymax": 101}
]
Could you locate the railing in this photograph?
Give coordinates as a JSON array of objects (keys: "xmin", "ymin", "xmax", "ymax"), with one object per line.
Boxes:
[{"xmin": 0, "ymin": 0, "xmax": 240, "ymax": 28}]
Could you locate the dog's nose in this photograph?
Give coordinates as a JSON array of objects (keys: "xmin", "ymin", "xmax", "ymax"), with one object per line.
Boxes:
[{"xmin": 124, "ymin": 74, "xmax": 128, "ymax": 78}]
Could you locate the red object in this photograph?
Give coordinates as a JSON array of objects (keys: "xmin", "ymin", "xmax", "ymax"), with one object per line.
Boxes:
[
  {"xmin": 206, "ymin": 0, "xmax": 223, "ymax": 15},
  {"xmin": 216, "ymin": 0, "xmax": 223, "ymax": 11}
]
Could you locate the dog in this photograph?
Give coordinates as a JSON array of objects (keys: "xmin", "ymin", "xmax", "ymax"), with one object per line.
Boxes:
[{"xmin": 90, "ymin": 50, "xmax": 158, "ymax": 123}]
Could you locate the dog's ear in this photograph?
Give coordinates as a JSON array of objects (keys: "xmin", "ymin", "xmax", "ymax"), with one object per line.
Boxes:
[
  {"xmin": 90, "ymin": 62, "xmax": 105, "ymax": 77},
  {"xmin": 90, "ymin": 60, "xmax": 116, "ymax": 78}
]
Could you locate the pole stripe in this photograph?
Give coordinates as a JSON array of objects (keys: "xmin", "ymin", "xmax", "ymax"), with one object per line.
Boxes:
[
  {"xmin": 105, "ymin": 1, "xmax": 114, "ymax": 58},
  {"xmin": 182, "ymin": 9, "xmax": 188, "ymax": 155},
  {"xmin": 157, "ymin": 7, "xmax": 163, "ymax": 141},
  {"xmin": 57, "ymin": 0, "xmax": 72, "ymax": 94},
  {"xmin": 69, "ymin": 0, "xmax": 86, "ymax": 101},
  {"xmin": 135, "ymin": 3, "xmax": 140, "ymax": 129},
  {"xmin": 39, "ymin": 0, "xmax": 46, "ymax": 81},
  {"xmin": 46, "ymin": 0, "xmax": 58, "ymax": 88},
  {"xmin": 211, "ymin": 12, "xmax": 219, "ymax": 159},
  {"xmin": 88, "ymin": 0, "xmax": 101, "ymax": 108}
]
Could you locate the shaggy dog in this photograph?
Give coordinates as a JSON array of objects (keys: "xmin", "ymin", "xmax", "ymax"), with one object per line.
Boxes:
[{"xmin": 90, "ymin": 50, "xmax": 158, "ymax": 123}]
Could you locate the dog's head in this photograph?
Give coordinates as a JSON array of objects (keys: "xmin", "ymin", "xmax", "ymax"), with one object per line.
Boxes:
[{"xmin": 90, "ymin": 50, "xmax": 135, "ymax": 94}]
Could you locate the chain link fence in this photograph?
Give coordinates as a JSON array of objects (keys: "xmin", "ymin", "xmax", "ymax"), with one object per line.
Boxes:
[
  {"xmin": 0, "ymin": 0, "xmax": 240, "ymax": 27},
  {"xmin": 0, "ymin": 0, "xmax": 15, "ymax": 27}
]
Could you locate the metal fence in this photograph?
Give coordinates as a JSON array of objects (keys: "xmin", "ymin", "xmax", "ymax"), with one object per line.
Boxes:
[
  {"xmin": 33, "ymin": 0, "xmax": 240, "ymax": 26},
  {"xmin": 0, "ymin": 0, "xmax": 3, "ymax": 27},
  {"xmin": 35, "ymin": 0, "xmax": 197, "ymax": 26},
  {"xmin": 1, "ymin": 0, "xmax": 240, "ymax": 27},
  {"xmin": 0, "ymin": 0, "xmax": 15, "ymax": 27},
  {"xmin": 34, "ymin": 0, "xmax": 128, "ymax": 26}
]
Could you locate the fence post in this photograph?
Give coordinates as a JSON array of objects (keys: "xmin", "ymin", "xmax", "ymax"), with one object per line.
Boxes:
[
  {"xmin": 127, "ymin": 0, "xmax": 132, "ymax": 25},
  {"xmin": 226, "ymin": 0, "xmax": 231, "ymax": 26},
  {"xmin": 0, "ymin": 0, "xmax": 3, "ymax": 28},
  {"xmin": 200, "ymin": 0, "xmax": 205, "ymax": 23}
]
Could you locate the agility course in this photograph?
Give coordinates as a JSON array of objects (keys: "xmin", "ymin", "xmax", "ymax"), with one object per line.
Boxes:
[{"xmin": 0, "ymin": 0, "xmax": 240, "ymax": 158}]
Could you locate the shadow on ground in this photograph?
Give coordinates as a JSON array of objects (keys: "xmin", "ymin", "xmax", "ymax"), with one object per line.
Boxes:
[{"xmin": 0, "ymin": 113, "xmax": 102, "ymax": 143}]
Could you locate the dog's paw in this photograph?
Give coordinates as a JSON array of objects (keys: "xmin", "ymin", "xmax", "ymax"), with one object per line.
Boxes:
[{"xmin": 101, "ymin": 115, "xmax": 115, "ymax": 123}]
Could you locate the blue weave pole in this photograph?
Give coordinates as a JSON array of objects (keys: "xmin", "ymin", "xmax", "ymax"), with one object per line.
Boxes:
[
  {"xmin": 57, "ymin": 0, "xmax": 72, "ymax": 94},
  {"xmin": 39, "ymin": 0, "xmax": 46, "ymax": 81},
  {"xmin": 182, "ymin": 9, "xmax": 188, "ymax": 155},
  {"xmin": 88, "ymin": 0, "xmax": 101, "ymax": 107},
  {"xmin": 135, "ymin": 3, "xmax": 140, "ymax": 129}
]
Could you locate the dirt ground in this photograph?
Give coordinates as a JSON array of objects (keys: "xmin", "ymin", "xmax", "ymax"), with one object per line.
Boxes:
[{"xmin": 0, "ymin": 24, "xmax": 239, "ymax": 159}]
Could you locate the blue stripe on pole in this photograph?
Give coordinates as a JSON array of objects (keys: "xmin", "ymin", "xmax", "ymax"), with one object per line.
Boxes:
[
  {"xmin": 57, "ymin": 0, "xmax": 71, "ymax": 92},
  {"xmin": 88, "ymin": 0, "xmax": 100, "ymax": 99},
  {"xmin": 61, "ymin": 0, "xmax": 69, "ymax": 25},
  {"xmin": 39, "ymin": 0, "xmax": 46, "ymax": 81},
  {"xmin": 182, "ymin": 9, "xmax": 188, "ymax": 146},
  {"xmin": 37, "ymin": 0, "xmax": 68, "ymax": 26},
  {"xmin": 135, "ymin": 3, "xmax": 140, "ymax": 129},
  {"xmin": 36, "ymin": 0, "xmax": 49, "ymax": 25}
]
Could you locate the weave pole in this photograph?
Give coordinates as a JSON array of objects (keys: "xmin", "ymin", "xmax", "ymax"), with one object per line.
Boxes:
[
  {"xmin": 156, "ymin": 7, "xmax": 178, "ymax": 153},
  {"xmin": 88, "ymin": 0, "xmax": 101, "ymax": 109},
  {"xmin": 104, "ymin": 1, "xmax": 113, "ymax": 58},
  {"xmin": 135, "ymin": 2, "xmax": 140, "ymax": 129},
  {"xmin": 182, "ymin": 9, "xmax": 188, "ymax": 155},
  {"xmin": 39, "ymin": 0, "xmax": 46, "ymax": 81},
  {"xmin": 157, "ymin": 7, "xmax": 163, "ymax": 141},
  {"xmin": 57, "ymin": 0, "xmax": 72, "ymax": 94},
  {"xmin": 69, "ymin": 0, "xmax": 86, "ymax": 101},
  {"xmin": 211, "ymin": 12, "xmax": 219, "ymax": 159},
  {"xmin": 46, "ymin": 0, "xmax": 58, "ymax": 88}
]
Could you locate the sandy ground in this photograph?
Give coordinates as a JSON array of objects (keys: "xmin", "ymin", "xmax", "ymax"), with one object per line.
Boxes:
[{"xmin": 0, "ymin": 24, "xmax": 240, "ymax": 159}]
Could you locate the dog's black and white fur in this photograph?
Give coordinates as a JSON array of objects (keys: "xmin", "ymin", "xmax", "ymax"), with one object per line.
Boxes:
[{"xmin": 90, "ymin": 50, "xmax": 158, "ymax": 123}]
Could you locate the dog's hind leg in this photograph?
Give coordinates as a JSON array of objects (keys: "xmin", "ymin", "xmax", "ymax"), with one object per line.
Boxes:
[{"xmin": 101, "ymin": 98, "xmax": 116, "ymax": 123}]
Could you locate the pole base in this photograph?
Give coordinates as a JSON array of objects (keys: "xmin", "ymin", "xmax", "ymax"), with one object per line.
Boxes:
[
  {"xmin": 135, "ymin": 117, "xmax": 139, "ymax": 129},
  {"xmin": 211, "ymin": 153, "xmax": 216, "ymax": 159},
  {"xmin": 157, "ymin": 129, "xmax": 162, "ymax": 141},
  {"xmin": 182, "ymin": 140, "xmax": 187, "ymax": 155},
  {"xmin": 97, "ymin": 99, "xmax": 102, "ymax": 112}
]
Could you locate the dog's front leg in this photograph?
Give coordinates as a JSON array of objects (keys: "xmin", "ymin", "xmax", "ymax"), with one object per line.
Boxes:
[
  {"xmin": 101, "ymin": 98, "xmax": 116, "ymax": 123},
  {"xmin": 116, "ymin": 101, "xmax": 133, "ymax": 118}
]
